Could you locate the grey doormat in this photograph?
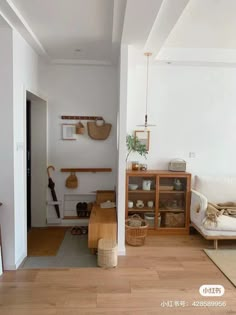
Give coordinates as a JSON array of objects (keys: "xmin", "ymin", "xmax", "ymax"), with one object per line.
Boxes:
[
  {"xmin": 21, "ymin": 230, "xmax": 97, "ymax": 269},
  {"xmin": 204, "ymin": 249, "xmax": 236, "ymax": 287}
]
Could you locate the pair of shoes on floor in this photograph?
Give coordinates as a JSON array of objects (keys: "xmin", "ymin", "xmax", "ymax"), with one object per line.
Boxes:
[{"xmin": 71, "ymin": 226, "xmax": 88, "ymax": 235}]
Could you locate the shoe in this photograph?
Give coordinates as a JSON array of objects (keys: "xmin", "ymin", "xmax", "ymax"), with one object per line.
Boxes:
[
  {"xmin": 71, "ymin": 226, "xmax": 82, "ymax": 235},
  {"xmin": 81, "ymin": 226, "xmax": 88, "ymax": 235}
]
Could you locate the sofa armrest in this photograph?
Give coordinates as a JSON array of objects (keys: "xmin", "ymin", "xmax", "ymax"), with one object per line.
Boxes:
[{"xmin": 190, "ymin": 189, "xmax": 208, "ymax": 224}]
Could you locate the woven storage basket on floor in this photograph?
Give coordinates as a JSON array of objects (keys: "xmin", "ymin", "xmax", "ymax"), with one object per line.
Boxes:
[
  {"xmin": 97, "ymin": 239, "xmax": 117, "ymax": 268},
  {"xmin": 125, "ymin": 215, "xmax": 149, "ymax": 246}
]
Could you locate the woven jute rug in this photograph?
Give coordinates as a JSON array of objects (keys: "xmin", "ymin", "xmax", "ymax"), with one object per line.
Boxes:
[
  {"xmin": 204, "ymin": 249, "xmax": 236, "ymax": 287},
  {"xmin": 27, "ymin": 227, "xmax": 67, "ymax": 256}
]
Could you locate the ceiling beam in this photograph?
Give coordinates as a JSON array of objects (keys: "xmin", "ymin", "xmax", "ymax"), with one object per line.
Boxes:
[
  {"xmin": 111, "ymin": 0, "xmax": 127, "ymax": 64},
  {"xmin": 122, "ymin": 0, "xmax": 164, "ymax": 48},
  {"xmin": 0, "ymin": 0, "xmax": 47, "ymax": 57},
  {"xmin": 144, "ymin": 0, "xmax": 190, "ymax": 57}
]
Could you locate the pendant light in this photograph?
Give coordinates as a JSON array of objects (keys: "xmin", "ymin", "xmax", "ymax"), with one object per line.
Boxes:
[{"xmin": 137, "ymin": 52, "xmax": 156, "ymax": 130}]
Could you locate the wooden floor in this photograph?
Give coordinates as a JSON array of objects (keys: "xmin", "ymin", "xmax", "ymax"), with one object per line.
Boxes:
[{"xmin": 0, "ymin": 234, "xmax": 236, "ymax": 314}]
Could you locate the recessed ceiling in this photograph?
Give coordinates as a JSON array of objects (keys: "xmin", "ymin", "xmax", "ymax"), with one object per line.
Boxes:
[
  {"xmin": 5, "ymin": 0, "xmax": 126, "ymax": 64},
  {"xmin": 164, "ymin": 0, "xmax": 236, "ymax": 49}
]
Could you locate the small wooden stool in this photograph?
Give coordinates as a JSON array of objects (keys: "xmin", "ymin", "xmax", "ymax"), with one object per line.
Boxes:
[{"xmin": 97, "ymin": 239, "xmax": 117, "ymax": 268}]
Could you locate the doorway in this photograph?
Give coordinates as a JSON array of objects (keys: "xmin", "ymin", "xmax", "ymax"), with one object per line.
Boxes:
[
  {"xmin": 26, "ymin": 100, "xmax": 31, "ymax": 231},
  {"xmin": 26, "ymin": 91, "xmax": 47, "ymax": 233}
]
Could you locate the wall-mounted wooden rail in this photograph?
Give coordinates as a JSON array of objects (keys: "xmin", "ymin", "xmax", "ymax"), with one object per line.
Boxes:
[
  {"xmin": 61, "ymin": 116, "xmax": 103, "ymax": 120},
  {"xmin": 61, "ymin": 168, "xmax": 112, "ymax": 173}
]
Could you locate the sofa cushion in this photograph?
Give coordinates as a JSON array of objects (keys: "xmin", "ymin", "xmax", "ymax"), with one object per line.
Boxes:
[
  {"xmin": 194, "ymin": 176, "xmax": 236, "ymax": 204},
  {"xmin": 203, "ymin": 214, "xmax": 236, "ymax": 232}
]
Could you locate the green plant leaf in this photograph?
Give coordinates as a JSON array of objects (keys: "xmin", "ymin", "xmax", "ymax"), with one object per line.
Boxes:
[{"xmin": 126, "ymin": 133, "xmax": 148, "ymax": 161}]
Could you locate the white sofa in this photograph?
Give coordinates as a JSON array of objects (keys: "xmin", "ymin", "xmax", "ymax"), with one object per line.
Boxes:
[{"xmin": 190, "ymin": 175, "xmax": 236, "ymax": 249}]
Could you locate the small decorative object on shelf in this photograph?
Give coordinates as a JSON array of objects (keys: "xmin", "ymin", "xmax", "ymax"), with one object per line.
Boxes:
[
  {"xmin": 173, "ymin": 179, "xmax": 182, "ymax": 191},
  {"xmin": 142, "ymin": 179, "xmax": 152, "ymax": 191},
  {"xmin": 140, "ymin": 164, "xmax": 147, "ymax": 171},
  {"xmin": 131, "ymin": 161, "xmax": 139, "ymax": 171}
]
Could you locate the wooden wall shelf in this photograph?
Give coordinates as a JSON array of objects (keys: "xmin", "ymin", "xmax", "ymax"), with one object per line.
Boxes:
[
  {"xmin": 61, "ymin": 115, "xmax": 103, "ymax": 120},
  {"xmin": 61, "ymin": 168, "xmax": 112, "ymax": 173}
]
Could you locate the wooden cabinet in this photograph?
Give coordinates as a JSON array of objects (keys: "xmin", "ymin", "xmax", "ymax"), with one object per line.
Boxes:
[{"xmin": 126, "ymin": 170, "xmax": 191, "ymax": 235}]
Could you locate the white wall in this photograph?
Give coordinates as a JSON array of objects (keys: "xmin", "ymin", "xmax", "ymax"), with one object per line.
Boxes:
[
  {"xmin": 127, "ymin": 49, "xmax": 236, "ymax": 177},
  {"xmin": 39, "ymin": 64, "xmax": 118, "ymax": 217},
  {"xmin": 12, "ymin": 30, "xmax": 41, "ymax": 268},
  {"xmin": 0, "ymin": 27, "xmax": 15, "ymax": 270}
]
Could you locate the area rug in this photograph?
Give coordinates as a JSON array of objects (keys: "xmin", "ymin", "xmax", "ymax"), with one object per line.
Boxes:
[
  {"xmin": 21, "ymin": 231, "xmax": 97, "ymax": 268},
  {"xmin": 27, "ymin": 227, "xmax": 67, "ymax": 256},
  {"xmin": 204, "ymin": 249, "xmax": 236, "ymax": 287}
]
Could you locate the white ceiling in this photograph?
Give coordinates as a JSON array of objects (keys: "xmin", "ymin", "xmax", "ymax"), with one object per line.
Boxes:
[
  {"xmin": 1, "ymin": 0, "xmax": 236, "ymax": 65},
  {"xmin": 11, "ymin": 0, "xmax": 114, "ymax": 61},
  {"xmin": 122, "ymin": 0, "xmax": 236, "ymax": 65},
  {"xmin": 164, "ymin": 0, "xmax": 236, "ymax": 49},
  {"xmin": 0, "ymin": 0, "xmax": 126, "ymax": 64}
]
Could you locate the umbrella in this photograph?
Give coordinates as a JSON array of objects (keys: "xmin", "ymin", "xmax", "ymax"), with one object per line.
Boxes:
[{"xmin": 47, "ymin": 165, "xmax": 60, "ymax": 218}]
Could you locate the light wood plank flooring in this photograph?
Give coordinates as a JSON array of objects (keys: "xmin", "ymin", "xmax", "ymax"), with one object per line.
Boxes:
[{"xmin": 0, "ymin": 234, "xmax": 236, "ymax": 314}]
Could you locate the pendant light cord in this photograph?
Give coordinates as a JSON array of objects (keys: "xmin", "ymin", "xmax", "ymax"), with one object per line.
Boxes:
[{"xmin": 145, "ymin": 53, "xmax": 149, "ymax": 119}]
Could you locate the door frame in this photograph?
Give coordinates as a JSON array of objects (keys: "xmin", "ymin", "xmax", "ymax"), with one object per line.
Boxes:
[{"xmin": 23, "ymin": 87, "xmax": 48, "ymax": 258}]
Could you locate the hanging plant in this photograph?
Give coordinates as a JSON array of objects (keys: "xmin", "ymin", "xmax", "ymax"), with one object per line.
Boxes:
[{"xmin": 126, "ymin": 134, "xmax": 148, "ymax": 162}]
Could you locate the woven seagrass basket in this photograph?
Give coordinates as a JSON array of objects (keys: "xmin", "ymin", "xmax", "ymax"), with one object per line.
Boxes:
[{"xmin": 125, "ymin": 215, "xmax": 148, "ymax": 246}]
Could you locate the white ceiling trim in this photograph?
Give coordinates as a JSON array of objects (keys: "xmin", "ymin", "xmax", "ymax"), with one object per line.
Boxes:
[{"xmin": 0, "ymin": 0, "xmax": 47, "ymax": 56}]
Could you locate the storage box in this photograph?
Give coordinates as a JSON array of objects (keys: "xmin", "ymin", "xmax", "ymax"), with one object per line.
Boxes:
[
  {"xmin": 144, "ymin": 213, "xmax": 155, "ymax": 228},
  {"xmin": 165, "ymin": 212, "xmax": 185, "ymax": 227}
]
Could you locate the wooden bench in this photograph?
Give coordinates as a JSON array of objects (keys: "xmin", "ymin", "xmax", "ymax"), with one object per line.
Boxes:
[{"xmin": 88, "ymin": 205, "xmax": 117, "ymax": 254}]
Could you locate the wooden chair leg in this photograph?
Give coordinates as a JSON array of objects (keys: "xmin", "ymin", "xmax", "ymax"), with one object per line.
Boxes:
[{"xmin": 214, "ymin": 239, "xmax": 218, "ymax": 249}]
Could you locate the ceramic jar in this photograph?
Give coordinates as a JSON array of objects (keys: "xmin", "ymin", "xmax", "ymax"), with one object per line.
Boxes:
[
  {"xmin": 128, "ymin": 200, "xmax": 133, "ymax": 208},
  {"xmin": 136, "ymin": 200, "xmax": 144, "ymax": 208},
  {"xmin": 147, "ymin": 200, "xmax": 154, "ymax": 208},
  {"xmin": 142, "ymin": 180, "xmax": 152, "ymax": 190}
]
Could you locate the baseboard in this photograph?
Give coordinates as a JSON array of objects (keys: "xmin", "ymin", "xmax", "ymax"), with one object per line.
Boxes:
[
  {"xmin": 118, "ymin": 247, "xmax": 126, "ymax": 256},
  {"xmin": 15, "ymin": 252, "xmax": 27, "ymax": 270}
]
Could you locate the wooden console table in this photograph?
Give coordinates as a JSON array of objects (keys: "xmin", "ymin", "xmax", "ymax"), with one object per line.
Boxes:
[{"xmin": 88, "ymin": 205, "xmax": 117, "ymax": 253}]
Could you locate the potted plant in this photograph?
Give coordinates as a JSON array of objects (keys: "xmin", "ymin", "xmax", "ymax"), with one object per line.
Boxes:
[{"xmin": 126, "ymin": 134, "xmax": 148, "ymax": 169}]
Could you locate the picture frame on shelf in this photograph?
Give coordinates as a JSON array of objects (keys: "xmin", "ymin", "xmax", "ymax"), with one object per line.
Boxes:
[
  {"xmin": 62, "ymin": 124, "xmax": 76, "ymax": 140},
  {"xmin": 135, "ymin": 130, "xmax": 150, "ymax": 151}
]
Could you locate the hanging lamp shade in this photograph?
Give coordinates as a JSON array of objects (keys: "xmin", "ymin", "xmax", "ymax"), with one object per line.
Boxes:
[{"xmin": 137, "ymin": 52, "xmax": 156, "ymax": 129}]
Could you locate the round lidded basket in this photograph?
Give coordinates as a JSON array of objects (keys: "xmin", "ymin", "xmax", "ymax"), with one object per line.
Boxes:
[
  {"xmin": 97, "ymin": 239, "xmax": 117, "ymax": 268},
  {"xmin": 125, "ymin": 214, "xmax": 149, "ymax": 246}
]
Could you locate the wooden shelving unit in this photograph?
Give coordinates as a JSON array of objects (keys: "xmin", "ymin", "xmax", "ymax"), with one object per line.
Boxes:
[
  {"xmin": 126, "ymin": 170, "xmax": 191, "ymax": 235},
  {"xmin": 61, "ymin": 168, "xmax": 112, "ymax": 173}
]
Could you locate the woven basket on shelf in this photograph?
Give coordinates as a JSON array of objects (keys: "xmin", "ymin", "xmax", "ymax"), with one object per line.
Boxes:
[
  {"xmin": 65, "ymin": 172, "xmax": 78, "ymax": 188},
  {"xmin": 125, "ymin": 215, "xmax": 149, "ymax": 246}
]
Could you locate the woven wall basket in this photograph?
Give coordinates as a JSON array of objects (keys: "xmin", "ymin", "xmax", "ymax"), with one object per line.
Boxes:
[
  {"xmin": 65, "ymin": 172, "xmax": 78, "ymax": 189},
  {"xmin": 87, "ymin": 119, "xmax": 112, "ymax": 140},
  {"xmin": 76, "ymin": 122, "xmax": 85, "ymax": 135}
]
